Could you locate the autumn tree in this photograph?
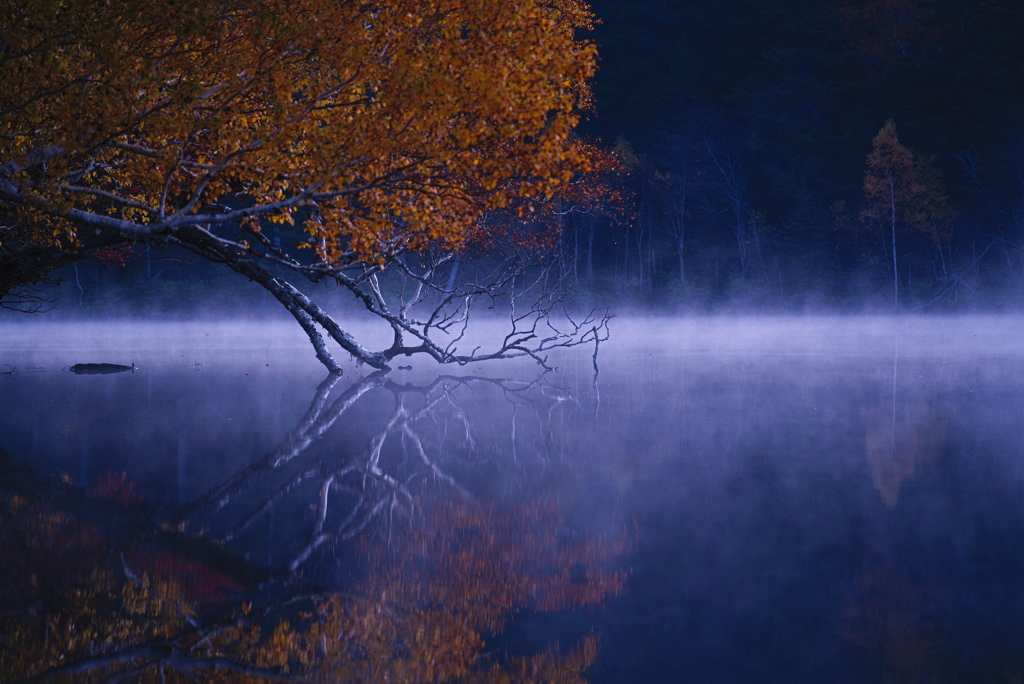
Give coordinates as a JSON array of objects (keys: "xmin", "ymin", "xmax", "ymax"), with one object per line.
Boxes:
[
  {"xmin": 862, "ymin": 119, "xmax": 955, "ymax": 306},
  {"xmin": 0, "ymin": 0, "xmax": 610, "ymax": 371}
]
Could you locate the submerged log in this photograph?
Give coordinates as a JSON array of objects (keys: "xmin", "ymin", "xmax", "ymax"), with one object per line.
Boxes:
[{"xmin": 68, "ymin": 363, "xmax": 136, "ymax": 375}]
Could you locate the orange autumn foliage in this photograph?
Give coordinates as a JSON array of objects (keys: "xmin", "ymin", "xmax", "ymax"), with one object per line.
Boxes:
[
  {"xmin": 862, "ymin": 120, "xmax": 956, "ymax": 248},
  {"xmin": 462, "ymin": 140, "xmax": 629, "ymax": 255},
  {"xmin": 1, "ymin": 488, "xmax": 627, "ymax": 683},
  {"xmin": 0, "ymin": 494, "xmax": 199, "ymax": 681},
  {"xmin": 268, "ymin": 496, "xmax": 628, "ymax": 683},
  {"xmin": 0, "ymin": 0, "xmax": 599, "ymax": 263}
]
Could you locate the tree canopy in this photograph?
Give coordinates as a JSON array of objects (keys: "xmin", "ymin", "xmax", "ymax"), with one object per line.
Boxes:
[{"xmin": 0, "ymin": 0, "xmax": 610, "ymax": 368}]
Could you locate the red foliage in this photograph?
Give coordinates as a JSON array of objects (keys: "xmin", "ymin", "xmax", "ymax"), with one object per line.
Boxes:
[
  {"xmin": 461, "ymin": 139, "xmax": 629, "ymax": 255},
  {"xmin": 87, "ymin": 471, "xmax": 142, "ymax": 506},
  {"xmin": 127, "ymin": 550, "xmax": 245, "ymax": 605},
  {"xmin": 90, "ymin": 243, "xmax": 135, "ymax": 268}
]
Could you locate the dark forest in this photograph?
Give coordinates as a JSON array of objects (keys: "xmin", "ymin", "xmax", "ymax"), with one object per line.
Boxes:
[
  {"xmin": 5, "ymin": 0, "xmax": 1024, "ymax": 316},
  {"xmin": 577, "ymin": 0, "xmax": 1024, "ymax": 309}
]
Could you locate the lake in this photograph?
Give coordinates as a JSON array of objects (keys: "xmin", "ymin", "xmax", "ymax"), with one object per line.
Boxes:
[{"xmin": 3, "ymin": 315, "xmax": 1024, "ymax": 682}]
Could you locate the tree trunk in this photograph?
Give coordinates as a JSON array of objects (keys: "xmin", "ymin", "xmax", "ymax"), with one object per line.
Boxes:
[
  {"xmin": 889, "ymin": 173, "xmax": 899, "ymax": 309},
  {"xmin": 676, "ymin": 174, "xmax": 687, "ymax": 286}
]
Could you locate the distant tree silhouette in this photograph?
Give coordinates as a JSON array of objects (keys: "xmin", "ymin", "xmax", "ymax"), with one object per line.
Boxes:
[{"xmin": 862, "ymin": 120, "xmax": 954, "ymax": 306}]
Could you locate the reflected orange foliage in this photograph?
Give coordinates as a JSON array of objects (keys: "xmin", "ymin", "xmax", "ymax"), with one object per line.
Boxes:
[
  {"xmin": 126, "ymin": 551, "xmax": 244, "ymax": 605},
  {"xmin": 269, "ymin": 496, "xmax": 627, "ymax": 682},
  {"xmin": 87, "ymin": 470, "xmax": 143, "ymax": 506},
  {"xmin": 840, "ymin": 561, "xmax": 939, "ymax": 680},
  {"xmin": 863, "ymin": 390, "xmax": 949, "ymax": 508},
  {"xmin": 0, "ymin": 494, "xmax": 197, "ymax": 681},
  {"xmin": 1, "ymin": 488, "xmax": 627, "ymax": 683}
]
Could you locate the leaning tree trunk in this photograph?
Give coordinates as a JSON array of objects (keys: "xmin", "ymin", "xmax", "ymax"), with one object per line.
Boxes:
[{"xmin": 228, "ymin": 261, "xmax": 390, "ymax": 372}]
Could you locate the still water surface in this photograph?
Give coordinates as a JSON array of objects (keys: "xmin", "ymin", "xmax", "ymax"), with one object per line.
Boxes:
[{"xmin": 3, "ymin": 315, "xmax": 1024, "ymax": 682}]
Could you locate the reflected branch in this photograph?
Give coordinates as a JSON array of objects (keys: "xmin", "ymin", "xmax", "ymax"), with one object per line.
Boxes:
[
  {"xmin": 177, "ymin": 370, "xmax": 388, "ymax": 520},
  {"xmin": 173, "ymin": 368, "xmax": 572, "ymax": 573},
  {"xmin": 0, "ymin": 367, "xmax": 624, "ymax": 684}
]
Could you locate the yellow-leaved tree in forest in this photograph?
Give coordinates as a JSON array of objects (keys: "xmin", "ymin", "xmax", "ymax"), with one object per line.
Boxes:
[
  {"xmin": 862, "ymin": 120, "xmax": 956, "ymax": 307},
  {"xmin": 0, "ymin": 0, "xmax": 613, "ymax": 369}
]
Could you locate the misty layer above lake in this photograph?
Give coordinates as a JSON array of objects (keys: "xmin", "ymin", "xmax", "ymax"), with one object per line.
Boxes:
[{"xmin": 3, "ymin": 314, "xmax": 1024, "ymax": 683}]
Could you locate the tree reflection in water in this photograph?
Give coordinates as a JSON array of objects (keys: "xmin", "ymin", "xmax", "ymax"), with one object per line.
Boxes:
[
  {"xmin": 840, "ymin": 561, "xmax": 940, "ymax": 683},
  {"xmin": 863, "ymin": 389, "xmax": 951, "ymax": 510},
  {"xmin": 862, "ymin": 335, "xmax": 953, "ymax": 510},
  {"xmin": 0, "ymin": 371, "xmax": 626, "ymax": 683}
]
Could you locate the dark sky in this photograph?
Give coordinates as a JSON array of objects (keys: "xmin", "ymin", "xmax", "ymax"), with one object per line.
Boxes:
[{"xmin": 583, "ymin": 0, "xmax": 1024, "ymax": 159}]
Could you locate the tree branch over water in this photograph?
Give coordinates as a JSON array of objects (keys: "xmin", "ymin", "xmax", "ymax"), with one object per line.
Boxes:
[{"xmin": 0, "ymin": 0, "xmax": 616, "ymax": 371}]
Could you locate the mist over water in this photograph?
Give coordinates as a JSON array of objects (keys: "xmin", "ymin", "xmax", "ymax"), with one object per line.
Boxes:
[
  {"xmin": 4, "ymin": 314, "xmax": 1024, "ymax": 682},
  {"xmin": 566, "ymin": 315, "xmax": 1024, "ymax": 682}
]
